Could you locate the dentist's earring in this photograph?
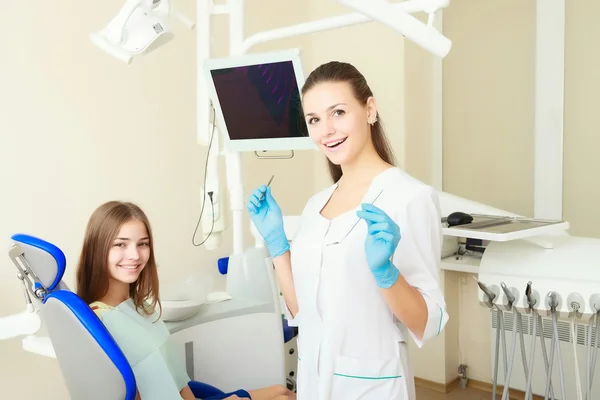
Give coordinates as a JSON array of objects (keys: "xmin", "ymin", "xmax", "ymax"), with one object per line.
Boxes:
[{"xmin": 369, "ymin": 116, "xmax": 378, "ymax": 126}]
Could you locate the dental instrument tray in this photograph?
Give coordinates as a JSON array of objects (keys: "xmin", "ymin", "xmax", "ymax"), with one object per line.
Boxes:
[{"xmin": 442, "ymin": 214, "xmax": 569, "ymax": 242}]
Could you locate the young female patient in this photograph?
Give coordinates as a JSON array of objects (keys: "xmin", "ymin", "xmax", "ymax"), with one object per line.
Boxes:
[{"xmin": 76, "ymin": 201, "xmax": 295, "ymax": 400}]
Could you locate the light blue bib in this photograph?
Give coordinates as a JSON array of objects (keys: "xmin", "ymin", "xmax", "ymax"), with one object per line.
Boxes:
[{"xmin": 98, "ymin": 299, "xmax": 190, "ymax": 400}]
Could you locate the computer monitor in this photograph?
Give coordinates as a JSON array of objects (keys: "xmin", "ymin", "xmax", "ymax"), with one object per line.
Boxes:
[{"xmin": 203, "ymin": 49, "xmax": 316, "ymax": 152}]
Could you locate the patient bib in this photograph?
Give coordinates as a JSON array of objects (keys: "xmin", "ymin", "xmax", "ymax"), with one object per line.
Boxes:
[{"xmin": 93, "ymin": 299, "xmax": 190, "ymax": 400}]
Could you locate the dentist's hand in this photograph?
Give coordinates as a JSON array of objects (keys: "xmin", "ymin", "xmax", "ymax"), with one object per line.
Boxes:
[
  {"xmin": 247, "ymin": 185, "xmax": 290, "ymax": 258},
  {"xmin": 357, "ymin": 203, "xmax": 401, "ymax": 288}
]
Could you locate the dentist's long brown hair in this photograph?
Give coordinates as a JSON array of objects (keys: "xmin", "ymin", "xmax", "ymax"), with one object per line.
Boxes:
[{"xmin": 76, "ymin": 201, "xmax": 161, "ymax": 317}]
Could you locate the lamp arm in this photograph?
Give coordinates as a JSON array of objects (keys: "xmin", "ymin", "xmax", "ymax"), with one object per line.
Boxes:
[
  {"xmin": 241, "ymin": 12, "xmax": 372, "ymax": 54},
  {"xmin": 240, "ymin": 0, "xmax": 449, "ymax": 59}
]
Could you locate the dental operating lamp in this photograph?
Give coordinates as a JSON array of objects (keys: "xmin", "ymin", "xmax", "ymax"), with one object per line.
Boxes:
[{"xmin": 90, "ymin": 0, "xmax": 195, "ymax": 64}]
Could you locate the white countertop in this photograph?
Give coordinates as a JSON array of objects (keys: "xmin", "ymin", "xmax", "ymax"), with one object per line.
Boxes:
[{"xmin": 165, "ymin": 297, "xmax": 275, "ymax": 335}]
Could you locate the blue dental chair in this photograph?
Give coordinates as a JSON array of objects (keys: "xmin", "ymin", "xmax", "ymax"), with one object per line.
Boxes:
[{"xmin": 8, "ymin": 233, "xmax": 248, "ymax": 400}]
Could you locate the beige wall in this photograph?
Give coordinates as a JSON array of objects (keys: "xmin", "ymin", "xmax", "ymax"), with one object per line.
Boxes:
[
  {"xmin": 404, "ymin": 12, "xmax": 439, "ymax": 187},
  {"xmin": 563, "ymin": 0, "xmax": 600, "ymax": 238},
  {"xmin": 443, "ymin": 0, "xmax": 536, "ymax": 217},
  {"xmin": 438, "ymin": 0, "xmax": 537, "ymax": 385},
  {"xmin": 437, "ymin": 0, "xmax": 600, "ymax": 386},
  {"xmin": 0, "ymin": 1, "xmax": 313, "ymax": 398}
]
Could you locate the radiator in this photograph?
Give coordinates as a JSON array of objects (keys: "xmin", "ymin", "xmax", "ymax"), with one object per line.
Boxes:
[{"xmin": 490, "ymin": 309, "xmax": 600, "ymax": 398}]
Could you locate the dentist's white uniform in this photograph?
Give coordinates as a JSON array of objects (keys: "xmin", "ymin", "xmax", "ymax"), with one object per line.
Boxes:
[{"xmin": 286, "ymin": 167, "xmax": 449, "ymax": 400}]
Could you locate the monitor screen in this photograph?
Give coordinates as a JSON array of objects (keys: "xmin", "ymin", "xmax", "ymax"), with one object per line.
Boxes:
[
  {"xmin": 204, "ymin": 50, "xmax": 315, "ymax": 152},
  {"xmin": 210, "ymin": 61, "xmax": 308, "ymax": 141}
]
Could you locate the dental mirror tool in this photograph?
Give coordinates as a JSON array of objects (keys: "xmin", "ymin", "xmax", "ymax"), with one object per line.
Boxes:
[{"xmin": 259, "ymin": 175, "xmax": 275, "ymax": 201}]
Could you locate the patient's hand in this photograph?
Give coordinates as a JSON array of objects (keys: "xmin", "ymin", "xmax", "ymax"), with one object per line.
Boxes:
[{"xmin": 180, "ymin": 385, "xmax": 196, "ymax": 400}]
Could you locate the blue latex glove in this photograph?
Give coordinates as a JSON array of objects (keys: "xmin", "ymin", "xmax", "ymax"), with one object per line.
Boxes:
[
  {"xmin": 356, "ymin": 203, "xmax": 401, "ymax": 288},
  {"xmin": 246, "ymin": 185, "xmax": 290, "ymax": 258}
]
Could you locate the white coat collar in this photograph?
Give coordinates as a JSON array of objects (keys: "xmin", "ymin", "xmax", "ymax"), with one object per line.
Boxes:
[
  {"xmin": 316, "ymin": 166, "xmax": 399, "ymax": 214},
  {"xmin": 315, "ymin": 167, "xmax": 400, "ymax": 245}
]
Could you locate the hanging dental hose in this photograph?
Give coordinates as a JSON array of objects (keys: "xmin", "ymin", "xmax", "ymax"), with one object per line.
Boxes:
[
  {"xmin": 537, "ymin": 313, "xmax": 555, "ymax": 400},
  {"xmin": 571, "ymin": 302, "xmax": 583, "ymax": 400},
  {"xmin": 586, "ymin": 313, "xmax": 594, "ymax": 400},
  {"xmin": 517, "ymin": 311, "xmax": 530, "ymax": 390},
  {"xmin": 500, "ymin": 310, "xmax": 508, "ymax": 381},
  {"xmin": 496, "ymin": 306, "xmax": 508, "ymax": 387},
  {"xmin": 587, "ymin": 306, "xmax": 600, "ymax": 400},
  {"xmin": 500, "ymin": 282, "xmax": 519, "ymax": 400},
  {"xmin": 544, "ymin": 311, "xmax": 558, "ymax": 400},
  {"xmin": 502, "ymin": 281, "xmax": 538, "ymax": 400},
  {"xmin": 473, "ymin": 277, "xmax": 502, "ymax": 398},
  {"xmin": 592, "ymin": 312, "xmax": 599, "ymax": 397},
  {"xmin": 553, "ymin": 307, "xmax": 567, "ymax": 400},
  {"xmin": 524, "ymin": 282, "xmax": 538, "ymax": 400},
  {"xmin": 501, "ymin": 310, "xmax": 519, "ymax": 400},
  {"xmin": 545, "ymin": 292, "xmax": 567, "ymax": 400},
  {"xmin": 500, "ymin": 281, "xmax": 532, "ymax": 400},
  {"xmin": 492, "ymin": 309, "xmax": 501, "ymax": 397},
  {"xmin": 524, "ymin": 313, "xmax": 538, "ymax": 399}
]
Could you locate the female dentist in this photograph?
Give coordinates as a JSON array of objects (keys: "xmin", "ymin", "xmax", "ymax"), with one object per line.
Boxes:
[{"xmin": 247, "ymin": 61, "xmax": 449, "ymax": 400}]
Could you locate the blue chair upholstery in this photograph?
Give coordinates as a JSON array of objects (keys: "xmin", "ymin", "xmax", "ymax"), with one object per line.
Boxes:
[
  {"xmin": 282, "ymin": 318, "xmax": 295, "ymax": 344},
  {"xmin": 10, "ymin": 233, "xmax": 70, "ymax": 300},
  {"xmin": 42, "ymin": 289, "xmax": 228, "ymax": 399},
  {"xmin": 42, "ymin": 290, "xmax": 138, "ymax": 400},
  {"xmin": 9, "ymin": 233, "xmax": 233, "ymax": 400}
]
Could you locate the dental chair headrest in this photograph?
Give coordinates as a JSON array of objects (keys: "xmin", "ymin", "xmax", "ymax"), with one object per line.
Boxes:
[
  {"xmin": 42, "ymin": 290, "xmax": 137, "ymax": 400},
  {"xmin": 10, "ymin": 233, "xmax": 68, "ymax": 295}
]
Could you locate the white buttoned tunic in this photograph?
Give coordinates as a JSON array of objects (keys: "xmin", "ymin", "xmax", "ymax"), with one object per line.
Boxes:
[{"xmin": 286, "ymin": 167, "xmax": 449, "ymax": 400}]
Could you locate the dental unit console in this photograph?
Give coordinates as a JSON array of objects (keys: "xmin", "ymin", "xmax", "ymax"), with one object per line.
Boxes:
[
  {"xmin": 475, "ymin": 235, "xmax": 600, "ymax": 318},
  {"xmin": 435, "ymin": 194, "xmax": 600, "ymax": 399},
  {"xmin": 439, "ymin": 205, "xmax": 600, "ymax": 319}
]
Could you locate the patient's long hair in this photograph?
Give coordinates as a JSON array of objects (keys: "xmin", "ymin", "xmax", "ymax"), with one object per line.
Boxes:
[{"xmin": 76, "ymin": 201, "xmax": 161, "ymax": 317}]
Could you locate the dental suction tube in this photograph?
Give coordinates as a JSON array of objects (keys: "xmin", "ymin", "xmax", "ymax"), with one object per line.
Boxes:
[
  {"xmin": 517, "ymin": 312, "xmax": 529, "ymax": 394},
  {"xmin": 526, "ymin": 281, "xmax": 537, "ymax": 309},
  {"xmin": 588, "ymin": 312, "xmax": 600, "ymax": 400},
  {"xmin": 502, "ymin": 282, "xmax": 516, "ymax": 307},
  {"xmin": 524, "ymin": 282, "xmax": 539, "ymax": 400},
  {"xmin": 499, "ymin": 282, "xmax": 518, "ymax": 382},
  {"xmin": 544, "ymin": 292, "xmax": 567, "ymax": 400},
  {"xmin": 553, "ymin": 310, "xmax": 567, "ymax": 400},
  {"xmin": 538, "ymin": 314, "xmax": 556, "ymax": 400},
  {"xmin": 570, "ymin": 302, "xmax": 584, "ymax": 400},
  {"xmin": 545, "ymin": 315, "xmax": 558, "ymax": 400},
  {"xmin": 492, "ymin": 309, "xmax": 503, "ymax": 398},
  {"xmin": 525, "ymin": 312, "xmax": 537, "ymax": 399},
  {"xmin": 473, "ymin": 277, "xmax": 502, "ymax": 398},
  {"xmin": 586, "ymin": 314, "xmax": 594, "ymax": 400},
  {"xmin": 501, "ymin": 311, "xmax": 519, "ymax": 400}
]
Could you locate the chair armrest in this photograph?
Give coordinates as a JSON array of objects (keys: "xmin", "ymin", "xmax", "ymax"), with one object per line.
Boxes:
[{"xmin": 188, "ymin": 380, "xmax": 225, "ymax": 398}]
